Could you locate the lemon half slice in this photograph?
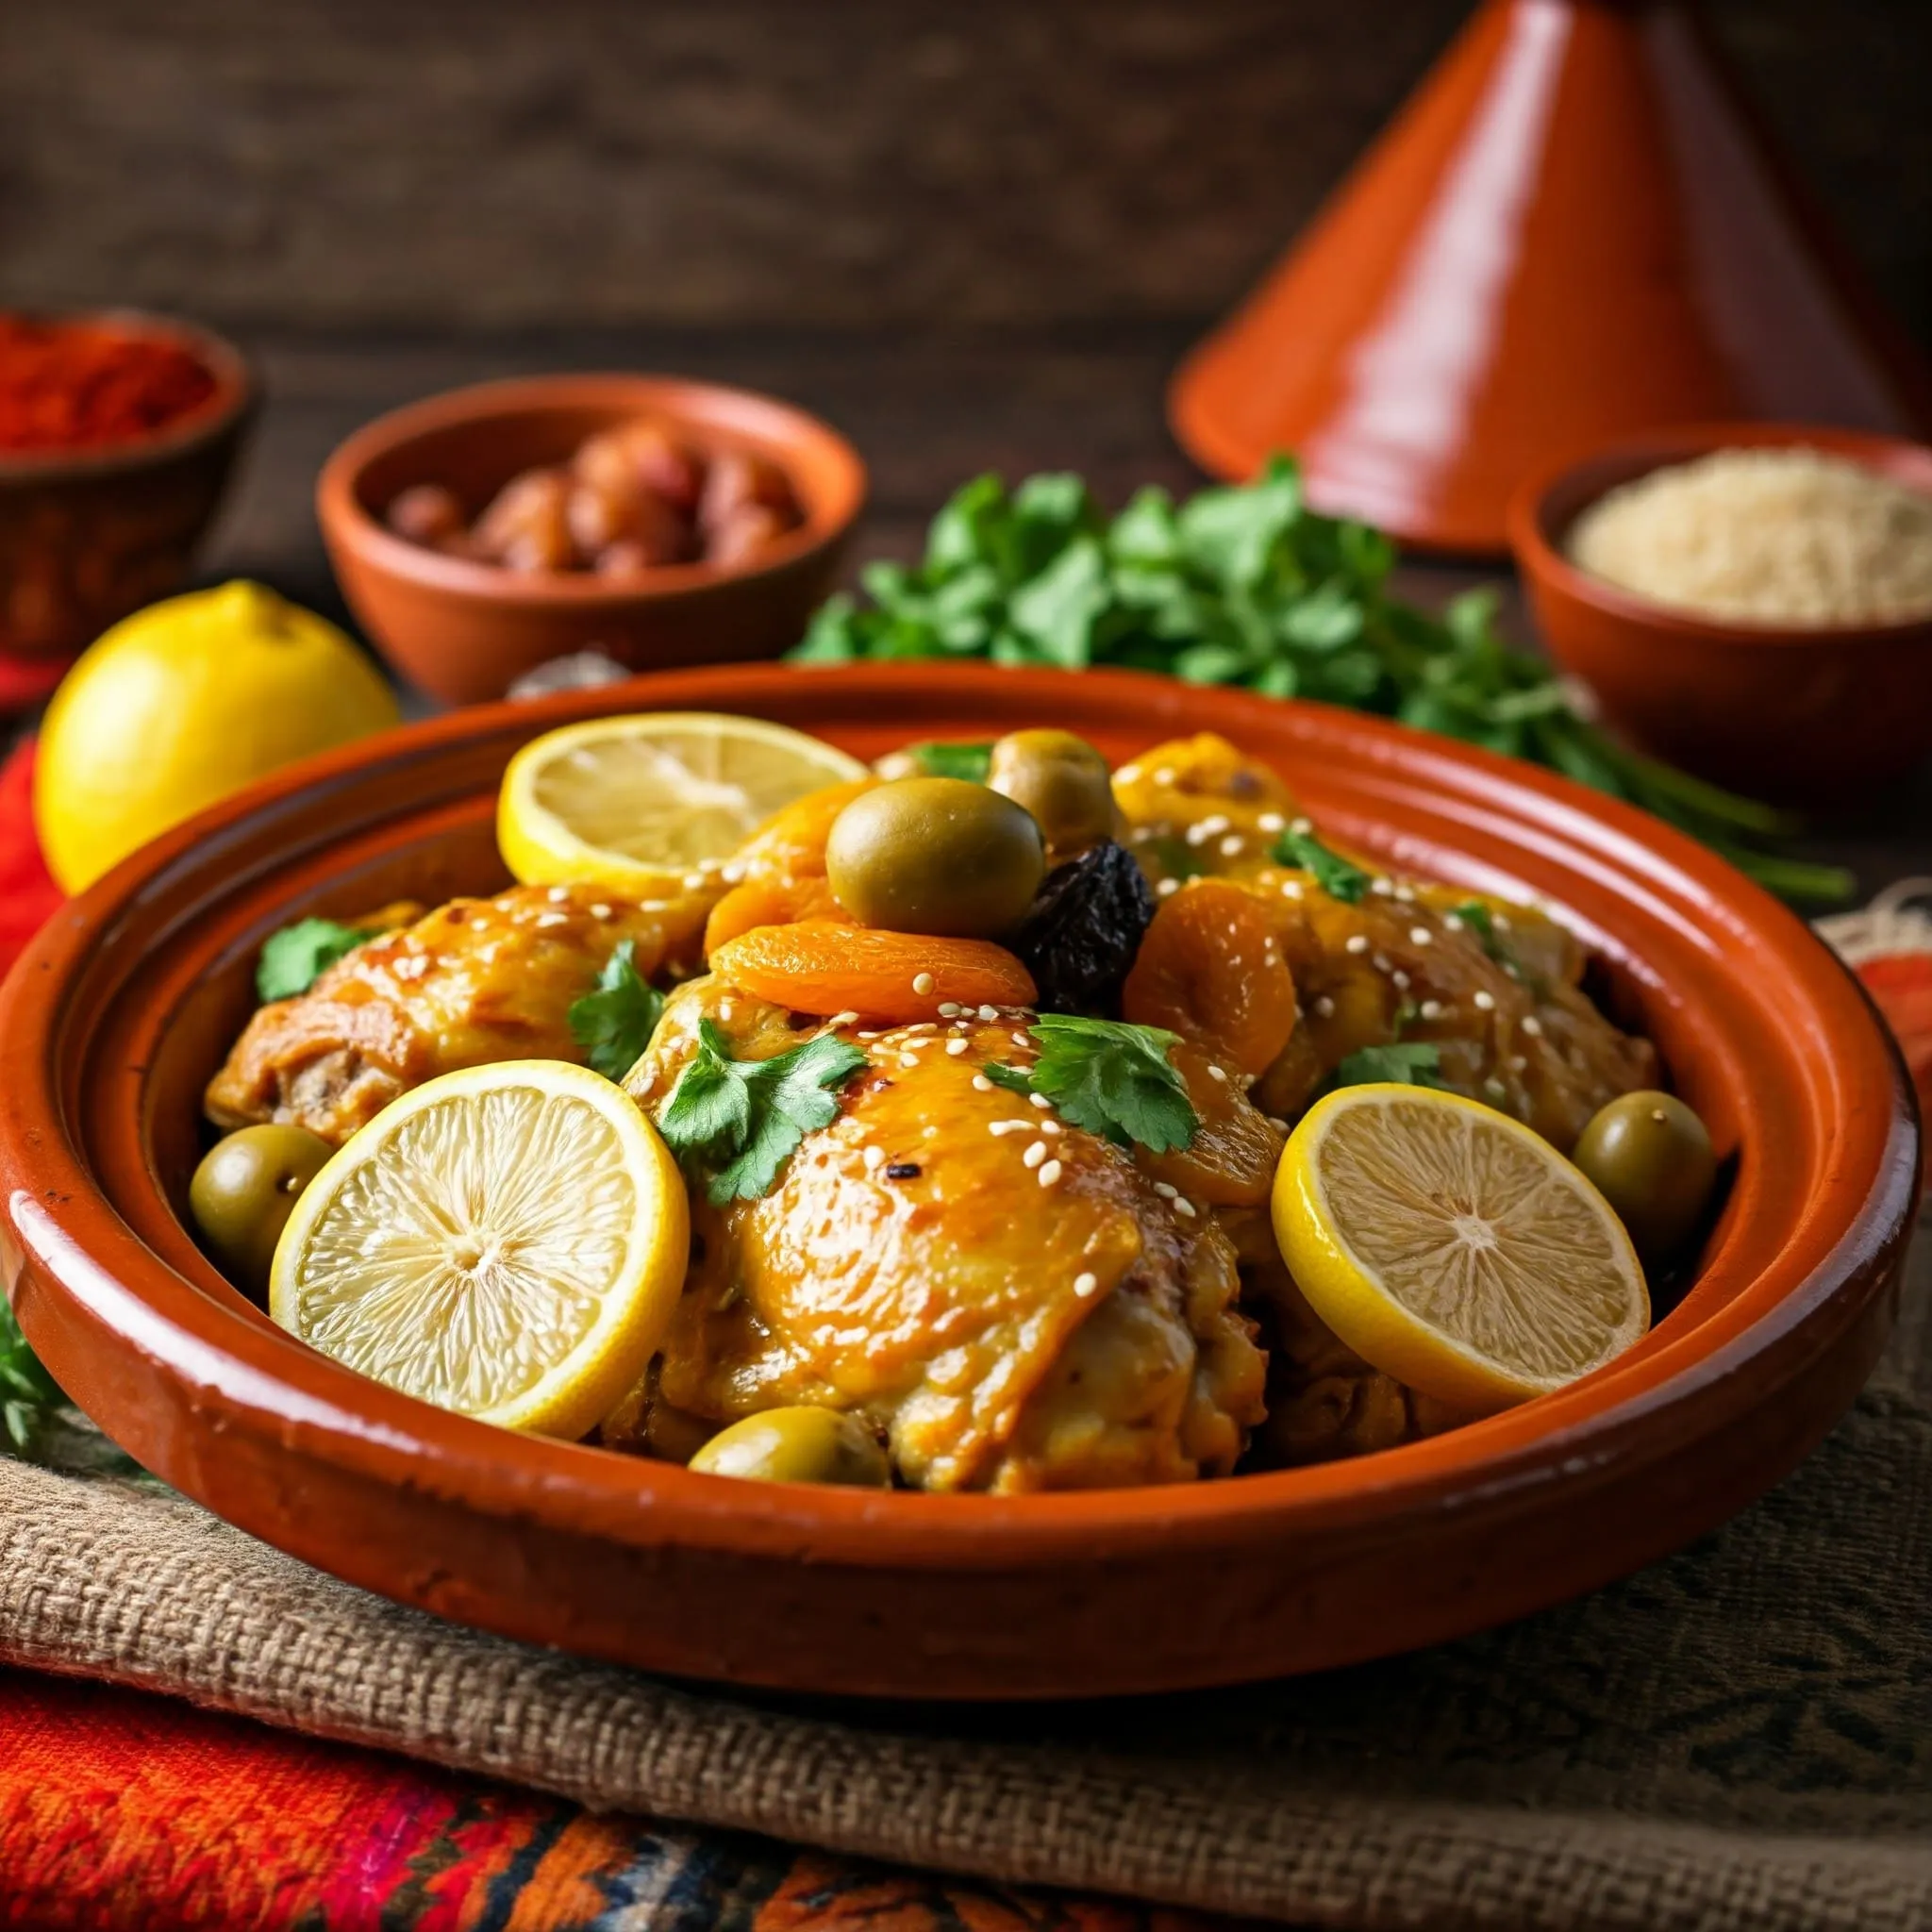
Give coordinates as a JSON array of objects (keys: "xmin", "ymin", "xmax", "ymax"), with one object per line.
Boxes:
[
  {"xmin": 497, "ymin": 711, "xmax": 866, "ymax": 895},
  {"xmin": 270, "ymin": 1060, "xmax": 688, "ymax": 1438},
  {"xmin": 1272, "ymin": 1084, "xmax": 1648, "ymax": 1414}
]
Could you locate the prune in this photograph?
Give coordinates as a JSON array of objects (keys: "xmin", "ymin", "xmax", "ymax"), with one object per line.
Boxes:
[{"xmin": 1008, "ymin": 838, "xmax": 1156, "ymax": 1017}]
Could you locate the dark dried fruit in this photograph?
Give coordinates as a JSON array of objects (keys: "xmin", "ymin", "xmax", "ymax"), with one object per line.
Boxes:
[{"xmin": 1008, "ymin": 839, "xmax": 1156, "ymax": 1018}]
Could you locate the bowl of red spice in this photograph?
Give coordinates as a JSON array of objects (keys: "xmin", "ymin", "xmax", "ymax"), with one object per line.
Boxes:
[
  {"xmin": 316, "ymin": 373, "xmax": 866, "ymax": 705},
  {"xmin": 0, "ymin": 310, "xmax": 255, "ymax": 699}
]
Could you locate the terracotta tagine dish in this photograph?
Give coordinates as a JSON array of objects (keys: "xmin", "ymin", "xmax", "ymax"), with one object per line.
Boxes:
[
  {"xmin": 1170, "ymin": 0, "xmax": 1932, "ymax": 555},
  {"xmin": 0, "ymin": 663, "xmax": 1913, "ymax": 1699}
]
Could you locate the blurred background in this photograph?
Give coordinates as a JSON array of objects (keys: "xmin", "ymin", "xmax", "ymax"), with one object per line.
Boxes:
[{"xmin": 8, "ymin": 0, "xmax": 1931, "ymax": 612}]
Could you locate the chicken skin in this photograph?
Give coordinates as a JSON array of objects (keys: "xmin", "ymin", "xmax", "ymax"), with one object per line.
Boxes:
[
  {"xmin": 206, "ymin": 881, "xmax": 710, "ymax": 1145},
  {"xmin": 616, "ymin": 978, "xmax": 1268, "ymax": 1492}
]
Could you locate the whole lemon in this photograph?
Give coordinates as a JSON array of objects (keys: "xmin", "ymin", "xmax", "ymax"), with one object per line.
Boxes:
[{"xmin": 34, "ymin": 581, "xmax": 400, "ymax": 891}]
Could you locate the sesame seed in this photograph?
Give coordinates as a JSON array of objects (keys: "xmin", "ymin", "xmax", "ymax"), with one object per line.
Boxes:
[
  {"xmin": 1173, "ymin": 1196, "xmax": 1197, "ymax": 1219},
  {"xmin": 1370, "ymin": 878, "xmax": 1394, "ymax": 897},
  {"xmin": 1521, "ymin": 1016, "xmax": 1543, "ymax": 1037},
  {"xmin": 1257, "ymin": 811, "xmax": 1285, "ymax": 833},
  {"xmin": 1474, "ymin": 990, "xmax": 1496, "ymax": 1011},
  {"xmin": 1158, "ymin": 878, "xmax": 1181, "ymax": 897},
  {"xmin": 1266, "ymin": 1116, "xmax": 1289, "ymax": 1132},
  {"xmin": 899, "ymin": 1053, "xmax": 920, "ymax": 1069},
  {"xmin": 1345, "ymin": 935, "xmax": 1370, "ymax": 956},
  {"xmin": 469, "ymin": 917, "xmax": 491, "ymax": 931},
  {"xmin": 945, "ymin": 1037, "xmax": 969, "ymax": 1056},
  {"xmin": 1443, "ymin": 913, "xmax": 1464, "ymax": 931},
  {"xmin": 1493, "ymin": 912, "xmax": 1513, "ymax": 929},
  {"xmin": 535, "ymin": 911, "xmax": 569, "ymax": 928},
  {"xmin": 1012, "ymin": 1031, "xmax": 1031, "ymax": 1047},
  {"xmin": 721, "ymin": 861, "xmax": 746, "ymax": 884},
  {"xmin": 682, "ymin": 872, "xmax": 707, "ymax": 890},
  {"xmin": 1153, "ymin": 1182, "xmax": 1178, "ymax": 1199},
  {"xmin": 1373, "ymin": 953, "xmax": 1391, "ymax": 973},
  {"xmin": 1153, "ymin": 767, "xmax": 1176, "ymax": 785},
  {"xmin": 1290, "ymin": 816, "xmax": 1312, "ymax": 837},
  {"xmin": 1038, "ymin": 1160, "xmax": 1063, "ymax": 1188},
  {"xmin": 1040, "ymin": 1120, "xmax": 1062, "ymax": 1135},
  {"xmin": 1391, "ymin": 970, "xmax": 1411, "ymax": 990},
  {"xmin": 972, "ymin": 1074, "xmax": 993, "ymax": 1091},
  {"xmin": 828, "ymin": 1009, "xmax": 859, "ymax": 1026},
  {"xmin": 978, "ymin": 1006, "xmax": 1000, "ymax": 1022},
  {"xmin": 1208, "ymin": 1063, "xmax": 1228, "ymax": 1083},
  {"xmin": 1395, "ymin": 883, "xmax": 1416, "ymax": 903},
  {"xmin": 863, "ymin": 1145, "xmax": 887, "ymax": 1171},
  {"xmin": 1030, "ymin": 1092, "xmax": 1053, "ymax": 1109},
  {"xmin": 1420, "ymin": 999, "xmax": 1444, "ymax": 1020},
  {"xmin": 1507, "ymin": 1054, "xmax": 1527, "ymax": 1072},
  {"xmin": 938, "ymin": 1001, "xmax": 961, "ymax": 1017},
  {"xmin": 1074, "ymin": 1271, "xmax": 1099, "ymax": 1297},
  {"xmin": 1023, "ymin": 1141, "xmax": 1048, "ymax": 1169},
  {"xmin": 912, "ymin": 972, "xmax": 936, "ymax": 996},
  {"xmin": 989, "ymin": 1120, "xmax": 1034, "ymax": 1136},
  {"xmin": 1115, "ymin": 764, "xmax": 1142, "ymax": 785},
  {"xmin": 1279, "ymin": 879, "xmax": 1303, "ymax": 899},
  {"xmin": 590, "ymin": 902, "xmax": 612, "ymax": 919},
  {"xmin": 858, "ymin": 1029, "xmax": 883, "ymax": 1041},
  {"xmin": 718, "ymin": 1000, "xmax": 735, "ymax": 1022},
  {"xmin": 1219, "ymin": 835, "xmax": 1245, "ymax": 857},
  {"xmin": 1314, "ymin": 994, "xmax": 1336, "ymax": 1018},
  {"xmin": 544, "ymin": 885, "xmax": 570, "ymax": 904},
  {"xmin": 1409, "ymin": 926, "xmax": 1434, "ymax": 947},
  {"xmin": 1200, "ymin": 814, "xmax": 1230, "ymax": 837}
]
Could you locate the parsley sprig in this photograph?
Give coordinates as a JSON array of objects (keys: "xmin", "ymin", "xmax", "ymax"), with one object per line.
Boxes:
[
  {"xmin": 658, "ymin": 1022, "xmax": 869, "ymax": 1205},
  {"xmin": 2, "ymin": 1296, "xmax": 140, "ymax": 1475},
  {"xmin": 791, "ymin": 457, "xmax": 1849, "ymax": 903},
  {"xmin": 1274, "ymin": 826, "xmax": 1372, "ymax": 904},
  {"xmin": 1328, "ymin": 1041, "xmax": 1449, "ymax": 1091},
  {"xmin": 987, "ymin": 1015, "xmax": 1199, "ymax": 1153},
  {"xmin": 256, "ymin": 917, "xmax": 378, "ymax": 1001},
  {"xmin": 568, "ymin": 941, "xmax": 666, "ymax": 1080}
]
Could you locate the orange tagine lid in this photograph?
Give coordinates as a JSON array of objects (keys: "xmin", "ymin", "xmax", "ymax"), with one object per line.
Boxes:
[{"xmin": 1169, "ymin": 0, "xmax": 1932, "ymax": 556}]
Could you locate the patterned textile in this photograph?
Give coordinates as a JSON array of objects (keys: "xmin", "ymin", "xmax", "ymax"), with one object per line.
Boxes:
[{"xmin": 0, "ymin": 1669, "xmax": 1227, "ymax": 1931}]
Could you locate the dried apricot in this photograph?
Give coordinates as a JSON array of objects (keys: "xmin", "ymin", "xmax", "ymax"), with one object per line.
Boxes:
[
  {"xmin": 703, "ymin": 875, "xmax": 839, "ymax": 957},
  {"xmin": 1123, "ymin": 878, "xmax": 1298, "ymax": 1078},
  {"xmin": 710, "ymin": 922, "xmax": 1037, "ymax": 1023}
]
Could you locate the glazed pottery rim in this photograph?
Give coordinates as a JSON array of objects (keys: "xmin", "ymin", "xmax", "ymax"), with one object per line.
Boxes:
[
  {"xmin": 0, "ymin": 661, "xmax": 1913, "ymax": 1570},
  {"xmin": 0, "ymin": 307, "xmax": 256, "ymax": 483},
  {"xmin": 316, "ymin": 372, "xmax": 868, "ymax": 607},
  {"xmin": 1507, "ymin": 420, "xmax": 1932, "ymax": 648}
]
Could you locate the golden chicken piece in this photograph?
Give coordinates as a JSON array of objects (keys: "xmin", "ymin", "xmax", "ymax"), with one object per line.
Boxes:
[
  {"xmin": 1115, "ymin": 733, "xmax": 1657, "ymax": 1152},
  {"xmin": 616, "ymin": 978, "xmax": 1269, "ymax": 1492},
  {"xmin": 206, "ymin": 881, "xmax": 709, "ymax": 1145}
]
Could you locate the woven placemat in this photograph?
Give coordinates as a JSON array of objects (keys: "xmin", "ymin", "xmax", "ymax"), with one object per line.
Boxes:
[{"xmin": 5, "ymin": 1230, "xmax": 1928, "ymax": 1932}]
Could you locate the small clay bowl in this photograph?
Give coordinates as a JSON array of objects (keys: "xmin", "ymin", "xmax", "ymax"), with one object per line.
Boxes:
[
  {"xmin": 317, "ymin": 374, "xmax": 866, "ymax": 705},
  {"xmin": 0, "ymin": 664, "xmax": 1912, "ymax": 1699},
  {"xmin": 0, "ymin": 308, "xmax": 255, "ymax": 705},
  {"xmin": 1509, "ymin": 423, "xmax": 1932, "ymax": 805}
]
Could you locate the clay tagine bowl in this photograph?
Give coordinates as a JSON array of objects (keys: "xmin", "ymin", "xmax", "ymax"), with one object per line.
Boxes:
[
  {"xmin": 317, "ymin": 374, "xmax": 867, "ymax": 705},
  {"xmin": 0, "ymin": 663, "xmax": 1913, "ymax": 1700},
  {"xmin": 0, "ymin": 308, "xmax": 255, "ymax": 707},
  {"xmin": 1510, "ymin": 423, "xmax": 1932, "ymax": 805}
]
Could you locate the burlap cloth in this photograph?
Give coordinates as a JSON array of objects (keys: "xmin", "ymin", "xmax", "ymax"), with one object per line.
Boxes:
[{"xmin": 6, "ymin": 1224, "xmax": 1930, "ymax": 1932}]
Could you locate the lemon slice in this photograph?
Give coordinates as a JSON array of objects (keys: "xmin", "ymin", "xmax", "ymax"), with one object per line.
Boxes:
[
  {"xmin": 497, "ymin": 711, "xmax": 867, "ymax": 895},
  {"xmin": 270, "ymin": 1060, "xmax": 688, "ymax": 1438},
  {"xmin": 1272, "ymin": 1085, "xmax": 1648, "ymax": 1414}
]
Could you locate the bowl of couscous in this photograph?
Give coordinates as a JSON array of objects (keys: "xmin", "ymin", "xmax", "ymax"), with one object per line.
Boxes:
[{"xmin": 1508, "ymin": 423, "xmax": 1932, "ymax": 804}]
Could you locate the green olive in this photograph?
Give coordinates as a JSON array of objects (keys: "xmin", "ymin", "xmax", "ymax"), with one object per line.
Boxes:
[
  {"xmin": 1572, "ymin": 1090, "xmax": 1717, "ymax": 1261},
  {"xmin": 987, "ymin": 729, "xmax": 1116, "ymax": 855},
  {"xmin": 825, "ymin": 776, "xmax": 1045, "ymax": 937},
  {"xmin": 189, "ymin": 1124, "xmax": 334, "ymax": 1289},
  {"xmin": 687, "ymin": 1406, "xmax": 891, "ymax": 1486}
]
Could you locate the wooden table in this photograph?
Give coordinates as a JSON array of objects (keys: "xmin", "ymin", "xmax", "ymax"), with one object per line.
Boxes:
[{"xmin": 200, "ymin": 326, "xmax": 1932, "ymax": 902}]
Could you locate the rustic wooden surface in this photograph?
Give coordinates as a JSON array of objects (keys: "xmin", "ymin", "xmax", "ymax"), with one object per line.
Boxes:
[{"xmin": 6, "ymin": 0, "xmax": 1931, "ymax": 343}]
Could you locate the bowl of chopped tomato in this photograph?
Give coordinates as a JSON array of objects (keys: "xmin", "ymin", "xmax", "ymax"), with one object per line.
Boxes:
[{"xmin": 0, "ymin": 308, "xmax": 255, "ymax": 697}]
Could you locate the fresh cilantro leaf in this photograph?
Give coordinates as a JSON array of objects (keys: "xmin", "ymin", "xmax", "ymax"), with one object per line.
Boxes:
[
  {"xmin": 1, "ymin": 1294, "xmax": 142, "ymax": 1475},
  {"xmin": 257, "ymin": 917, "xmax": 378, "ymax": 1001},
  {"xmin": 896, "ymin": 741, "xmax": 994, "ymax": 783},
  {"xmin": 992, "ymin": 1015, "xmax": 1198, "ymax": 1154},
  {"xmin": 1273, "ymin": 828, "xmax": 1373, "ymax": 904},
  {"xmin": 568, "ymin": 941, "xmax": 666, "ymax": 1081},
  {"xmin": 1328, "ymin": 1041, "xmax": 1449, "ymax": 1091},
  {"xmin": 658, "ymin": 1021, "xmax": 869, "ymax": 1206}
]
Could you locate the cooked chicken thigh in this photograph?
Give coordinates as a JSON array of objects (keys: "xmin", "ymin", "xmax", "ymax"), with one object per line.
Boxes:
[
  {"xmin": 617, "ymin": 978, "xmax": 1269, "ymax": 1492},
  {"xmin": 206, "ymin": 881, "xmax": 709, "ymax": 1145}
]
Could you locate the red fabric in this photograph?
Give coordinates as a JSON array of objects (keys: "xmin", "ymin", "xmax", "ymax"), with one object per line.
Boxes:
[{"xmin": 0, "ymin": 739, "xmax": 64, "ymax": 975}]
